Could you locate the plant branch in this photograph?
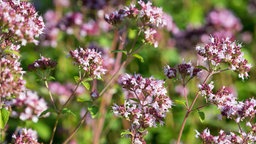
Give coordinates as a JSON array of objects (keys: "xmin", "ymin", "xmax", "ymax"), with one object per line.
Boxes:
[{"xmin": 176, "ymin": 72, "xmax": 213, "ymax": 144}]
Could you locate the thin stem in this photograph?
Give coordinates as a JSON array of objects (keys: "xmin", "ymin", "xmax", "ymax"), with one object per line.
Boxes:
[
  {"xmin": 176, "ymin": 72, "xmax": 213, "ymax": 144},
  {"xmin": 63, "ymin": 111, "xmax": 89, "ymax": 144},
  {"xmin": 44, "ymin": 81, "xmax": 57, "ymax": 111},
  {"xmin": 182, "ymin": 84, "xmax": 189, "ymax": 108},
  {"xmin": 99, "ymin": 61, "xmax": 127, "ymax": 97},
  {"xmin": 49, "ymin": 115, "xmax": 60, "ymax": 144},
  {"xmin": 49, "ymin": 73, "xmax": 86, "ymax": 144}
]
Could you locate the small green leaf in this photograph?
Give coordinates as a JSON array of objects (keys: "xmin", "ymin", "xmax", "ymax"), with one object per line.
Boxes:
[
  {"xmin": 74, "ymin": 76, "xmax": 80, "ymax": 83},
  {"xmin": 39, "ymin": 108, "xmax": 56, "ymax": 117},
  {"xmin": 120, "ymin": 130, "xmax": 133, "ymax": 137},
  {"xmin": 128, "ymin": 29, "xmax": 137, "ymax": 39},
  {"xmin": 0, "ymin": 108, "xmax": 10, "ymax": 129},
  {"xmin": 196, "ymin": 65, "xmax": 208, "ymax": 71},
  {"xmin": 111, "ymin": 50, "xmax": 127, "ymax": 55},
  {"xmin": 48, "ymin": 76, "xmax": 55, "ymax": 80},
  {"xmin": 82, "ymin": 81, "xmax": 90, "ymax": 90},
  {"xmin": 88, "ymin": 106, "xmax": 99, "ymax": 118},
  {"xmin": 62, "ymin": 108, "xmax": 77, "ymax": 118},
  {"xmin": 175, "ymin": 100, "xmax": 187, "ymax": 107},
  {"xmin": 84, "ymin": 77, "xmax": 93, "ymax": 82},
  {"xmin": 197, "ymin": 110, "xmax": 205, "ymax": 123},
  {"xmin": 132, "ymin": 54, "xmax": 144, "ymax": 63},
  {"xmin": 4, "ymin": 49, "xmax": 21, "ymax": 57}
]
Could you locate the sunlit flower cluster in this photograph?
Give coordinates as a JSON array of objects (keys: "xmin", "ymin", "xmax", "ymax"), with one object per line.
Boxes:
[
  {"xmin": 196, "ymin": 36, "xmax": 252, "ymax": 79},
  {"xmin": 199, "ymin": 82, "xmax": 256, "ymax": 123},
  {"xmin": 70, "ymin": 48, "xmax": 106, "ymax": 79},
  {"xmin": 0, "ymin": 0, "xmax": 45, "ymax": 45},
  {"xmin": 0, "ymin": 57, "xmax": 25, "ymax": 100},
  {"xmin": 12, "ymin": 128, "xmax": 40, "ymax": 144},
  {"xmin": 196, "ymin": 128, "xmax": 243, "ymax": 144},
  {"xmin": 28, "ymin": 56, "xmax": 57, "ymax": 71},
  {"xmin": 113, "ymin": 74, "xmax": 172, "ymax": 143},
  {"xmin": 11, "ymin": 90, "xmax": 48, "ymax": 123},
  {"xmin": 105, "ymin": 0, "xmax": 167, "ymax": 47}
]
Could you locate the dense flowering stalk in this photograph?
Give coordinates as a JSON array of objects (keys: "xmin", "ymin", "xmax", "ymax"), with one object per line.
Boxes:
[
  {"xmin": 0, "ymin": 0, "xmax": 45, "ymax": 45},
  {"xmin": 70, "ymin": 47, "xmax": 106, "ymax": 79},
  {"xmin": 12, "ymin": 128, "xmax": 40, "ymax": 144},
  {"xmin": 113, "ymin": 74, "xmax": 172, "ymax": 143},
  {"xmin": 0, "ymin": 56, "xmax": 25, "ymax": 101},
  {"xmin": 105, "ymin": 0, "xmax": 167, "ymax": 47},
  {"xmin": 196, "ymin": 36, "xmax": 252, "ymax": 79},
  {"xmin": 11, "ymin": 90, "xmax": 48, "ymax": 123}
]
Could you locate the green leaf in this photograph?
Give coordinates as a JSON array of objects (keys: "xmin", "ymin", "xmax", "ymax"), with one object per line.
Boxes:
[
  {"xmin": 62, "ymin": 108, "xmax": 77, "ymax": 118},
  {"xmin": 39, "ymin": 108, "xmax": 56, "ymax": 117},
  {"xmin": 84, "ymin": 77, "xmax": 93, "ymax": 82},
  {"xmin": 196, "ymin": 65, "xmax": 208, "ymax": 71},
  {"xmin": 133, "ymin": 54, "xmax": 144, "ymax": 63},
  {"xmin": 87, "ymin": 106, "xmax": 99, "ymax": 118},
  {"xmin": 74, "ymin": 76, "xmax": 80, "ymax": 83},
  {"xmin": 128, "ymin": 29, "xmax": 137, "ymax": 39},
  {"xmin": 120, "ymin": 130, "xmax": 133, "ymax": 137},
  {"xmin": 175, "ymin": 100, "xmax": 187, "ymax": 107},
  {"xmin": 82, "ymin": 81, "xmax": 90, "ymax": 90},
  {"xmin": 4, "ymin": 49, "xmax": 21, "ymax": 57},
  {"xmin": 197, "ymin": 110, "xmax": 205, "ymax": 123},
  {"xmin": 0, "ymin": 108, "xmax": 10, "ymax": 129},
  {"xmin": 111, "ymin": 50, "xmax": 127, "ymax": 55}
]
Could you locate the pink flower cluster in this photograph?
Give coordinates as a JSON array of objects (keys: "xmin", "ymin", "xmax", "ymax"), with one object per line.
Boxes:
[
  {"xmin": 11, "ymin": 90, "xmax": 48, "ymax": 123},
  {"xmin": 199, "ymin": 82, "xmax": 256, "ymax": 123},
  {"xmin": 206, "ymin": 9, "xmax": 242, "ymax": 37},
  {"xmin": 196, "ymin": 128, "xmax": 243, "ymax": 144},
  {"xmin": 0, "ymin": 0, "xmax": 44, "ymax": 45},
  {"xmin": 28, "ymin": 56, "xmax": 57, "ymax": 71},
  {"xmin": 113, "ymin": 74, "xmax": 172, "ymax": 143},
  {"xmin": 12, "ymin": 128, "xmax": 40, "ymax": 144},
  {"xmin": 0, "ymin": 57, "xmax": 25, "ymax": 100},
  {"xmin": 41, "ymin": 10, "xmax": 109, "ymax": 47},
  {"xmin": 105, "ymin": 1, "xmax": 167, "ymax": 47},
  {"xmin": 70, "ymin": 48, "xmax": 106, "ymax": 79},
  {"xmin": 196, "ymin": 36, "xmax": 252, "ymax": 79}
]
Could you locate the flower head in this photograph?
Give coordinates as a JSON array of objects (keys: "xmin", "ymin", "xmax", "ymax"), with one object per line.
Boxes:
[
  {"xmin": 11, "ymin": 90, "xmax": 48, "ymax": 123},
  {"xmin": 0, "ymin": 0, "xmax": 45, "ymax": 45},
  {"xmin": 28, "ymin": 56, "xmax": 57, "ymax": 71},
  {"xmin": 0, "ymin": 57, "xmax": 25, "ymax": 100},
  {"xmin": 70, "ymin": 47, "xmax": 106, "ymax": 79},
  {"xmin": 196, "ymin": 36, "xmax": 252, "ymax": 79},
  {"xmin": 113, "ymin": 74, "xmax": 172, "ymax": 143},
  {"xmin": 12, "ymin": 128, "xmax": 40, "ymax": 144}
]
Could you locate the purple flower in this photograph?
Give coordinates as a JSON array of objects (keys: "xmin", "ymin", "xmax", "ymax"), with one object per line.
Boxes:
[
  {"xmin": 163, "ymin": 65, "xmax": 176, "ymax": 79},
  {"xmin": 28, "ymin": 56, "xmax": 57, "ymax": 71}
]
